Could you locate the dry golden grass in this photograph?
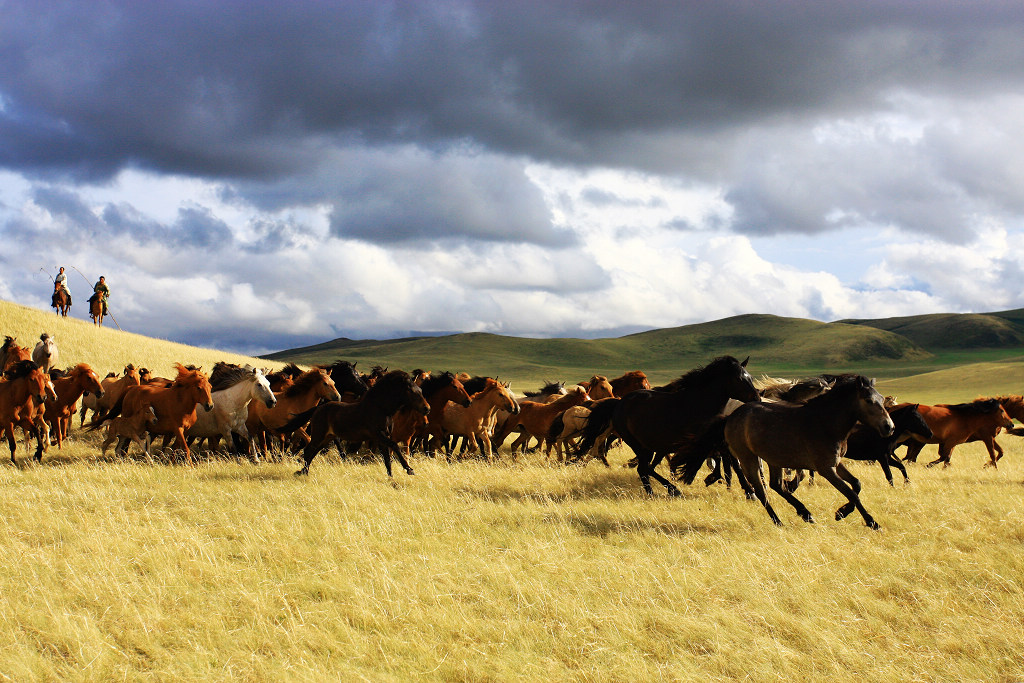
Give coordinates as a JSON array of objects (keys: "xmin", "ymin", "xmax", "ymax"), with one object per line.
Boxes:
[
  {"xmin": 0, "ymin": 300, "xmax": 286, "ymax": 377},
  {"xmin": 3, "ymin": 300, "xmax": 1024, "ymax": 681}
]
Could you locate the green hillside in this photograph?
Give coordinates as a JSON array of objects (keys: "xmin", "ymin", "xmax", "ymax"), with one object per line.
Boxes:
[
  {"xmin": 264, "ymin": 313, "xmax": 937, "ymax": 383},
  {"xmin": 841, "ymin": 310, "xmax": 1024, "ymax": 349}
]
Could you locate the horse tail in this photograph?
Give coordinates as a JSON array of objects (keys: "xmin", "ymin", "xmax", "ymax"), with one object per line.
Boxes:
[
  {"xmin": 277, "ymin": 405, "xmax": 319, "ymax": 434},
  {"xmin": 547, "ymin": 413, "xmax": 566, "ymax": 443},
  {"xmin": 671, "ymin": 416, "xmax": 728, "ymax": 485},
  {"xmin": 87, "ymin": 391, "xmax": 126, "ymax": 431},
  {"xmin": 574, "ymin": 398, "xmax": 619, "ymax": 457}
]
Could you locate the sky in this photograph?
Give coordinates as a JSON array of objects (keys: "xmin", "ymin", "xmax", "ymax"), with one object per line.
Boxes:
[{"xmin": 3, "ymin": 1, "xmax": 1024, "ymax": 355}]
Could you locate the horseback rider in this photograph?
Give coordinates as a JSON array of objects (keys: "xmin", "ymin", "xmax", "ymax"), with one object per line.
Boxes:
[
  {"xmin": 92, "ymin": 276, "xmax": 110, "ymax": 315},
  {"xmin": 52, "ymin": 267, "xmax": 71, "ymax": 307}
]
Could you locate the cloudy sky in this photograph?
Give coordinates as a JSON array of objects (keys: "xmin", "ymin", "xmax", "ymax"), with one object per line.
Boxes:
[{"xmin": 3, "ymin": 1, "xmax": 1024, "ymax": 355}]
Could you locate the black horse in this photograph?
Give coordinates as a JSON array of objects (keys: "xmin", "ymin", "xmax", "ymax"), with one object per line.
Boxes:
[
  {"xmin": 575, "ymin": 356, "xmax": 759, "ymax": 496},
  {"xmin": 324, "ymin": 359, "xmax": 369, "ymax": 398},
  {"xmin": 282, "ymin": 370, "xmax": 429, "ymax": 478}
]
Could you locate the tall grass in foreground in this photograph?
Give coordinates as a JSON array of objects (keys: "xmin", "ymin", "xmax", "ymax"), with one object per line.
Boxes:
[{"xmin": 1, "ymin": 430, "xmax": 1023, "ymax": 681}]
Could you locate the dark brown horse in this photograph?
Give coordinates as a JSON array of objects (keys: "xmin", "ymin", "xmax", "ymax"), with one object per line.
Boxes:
[
  {"xmin": 0, "ymin": 336, "xmax": 31, "ymax": 371},
  {"xmin": 391, "ymin": 371, "xmax": 471, "ymax": 458},
  {"xmin": 900, "ymin": 399, "xmax": 1014, "ymax": 468},
  {"xmin": 89, "ymin": 293, "xmax": 104, "ymax": 326},
  {"xmin": 284, "ymin": 370, "xmax": 429, "ymax": 478},
  {"xmin": 717, "ymin": 375, "xmax": 893, "ymax": 529},
  {"xmin": 0, "ymin": 360, "xmax": 49, "ymax": 464},
  {"xmin": 576, "ymin": 357, "xmax": 758, "ymax": 496},
  {"xmin": 52, "ymin": 282, "xmax": 71, "ymax": 316}
]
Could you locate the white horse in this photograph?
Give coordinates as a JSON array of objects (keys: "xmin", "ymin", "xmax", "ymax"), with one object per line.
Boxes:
[
  {"xmin": 32, "ymin": 333, "xmax": 58, "ymax": 375},
  {"xmin": 187, "ymin": 365, "xmax": 276, "ymax": 455}
]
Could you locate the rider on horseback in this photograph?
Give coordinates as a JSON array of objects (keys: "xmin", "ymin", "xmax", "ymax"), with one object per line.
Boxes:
[
  {"xmin": 52, "ymin": 267, "xmax": 71, "ymax": 308},
  {"xmin": 92, "ymin": 276, "xmax": 109, "ymax": 316}
]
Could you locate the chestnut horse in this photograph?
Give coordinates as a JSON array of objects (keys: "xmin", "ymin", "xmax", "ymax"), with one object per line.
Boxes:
[
  {"xmin": 0, "ymin": 337, "xmax": 31, "ymax": 371},
  {"xmin": 0, "ymin": 360, "xmax": 49, "ymax": 464},
  {"xmin": 52, "ymin": 282, "xmax": 71, "ymax": 316},
  {"xmin": 900, "ymin": 399, "xmax": 1014, "ymax": 468},
  {"xmin": 442, "ymin": 379, "xmax": 519, "ymax": 460},
  {"xmin": 500, "ymin": 386, "xmax": 591, "ymax": 459},
  {"xmin": 99, "ymin": 364, "xmax": 214, "ymax": 464},
  {"xmin": 80, "ymin": 365, "xmax": 141, "ymax": 426},
  {"xmin": 578, "ymin": 375, "xmax": 615, "ymax": 400},
  {"xmin": 44, "ymin": 364, "xmax": 104, "ymax": 450},
  {"xmin": 284, "ymin": 370, "xmax": 430, "ymax": 477},
  {"xmin": 246, "ymin": 367, "xmax": 340, "ymax": 458},
  {"xmin": 89, "ymin": 293, "xmax": 104, "ymax": 326},
  {"xmin": 609, "ymin": 370, "xmax": 650, "ymax": 397}
]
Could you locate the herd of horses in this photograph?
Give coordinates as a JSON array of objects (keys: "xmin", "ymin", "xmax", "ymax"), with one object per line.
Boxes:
[{"xmin": 2, "ymin": 331, "xmax": 1022, "ymax": 530}]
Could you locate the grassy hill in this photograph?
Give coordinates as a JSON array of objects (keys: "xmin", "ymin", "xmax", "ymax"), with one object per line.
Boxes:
[
  {"xmin": 264, "ymin": 313, "xmax": 938, "ymax": 384},
  {"xmin": 0, "ymin": 300, "xmax": 286, "ymax": 377},
  {"xmin": 841, "ymin": 309, "xmax": 1024, "ymax": 349}
]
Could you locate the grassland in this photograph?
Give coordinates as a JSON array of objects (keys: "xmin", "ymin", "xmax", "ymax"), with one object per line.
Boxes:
[{"xmin": 2, "ymin": 299, "xmax": 1024, "ymax": 681}]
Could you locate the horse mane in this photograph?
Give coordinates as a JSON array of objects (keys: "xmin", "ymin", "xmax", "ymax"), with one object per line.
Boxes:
[
  {"xmin": 1, "ymin": 336, "xmax": 16, "ymax": 352},
  {"xmin": 945, "ymin": 398, "xmax": 1002, "ymax": 414},
  {"xmin": 210, "ymin": 362, "xmax": 255, "ymax": 391},
  {"xmin": 366, "ymin": 370, "xmax": 415, "ymax": 396},
  {"xmin": 469, "ymin": 377, "xmax": 501, "ymax": 399},
  {"xmin": 172, "ymin": 362, "xmax": 207, "ymax": 387},
  {"xmin": 3, "ymin": 359, "xmax": 40, "ymax": 380},
  {"xmin": 655, "ymin": 356, "xmax": 742, "ymax": 392},
  {"xmin": 284, "ymin": 368, "xmax": 329, "ymax": 397},
  {"xmin": 524, "ymin": 381, "xmax": 564, "ymax": 397},
  {"xmin": 325, "ymin": 359, "xmax": 357, "ymax": 373},
  {"xmin": 267, "ymin": 363, "xmax": 303, "ymax": 384},
  {"xmin": 461, "ymin": 376, "xmax": 491, "ymax": 395},
  {"xmin": 419, "ymin": 371, "xmax": 456, "ymax": 397},
  {"xmin": 39, "ymin": 332, "xmax": 51, "ymax": 342},
  {"xmin": 800, "ymin": 374, "xmax": 868, "ymax": 407}
]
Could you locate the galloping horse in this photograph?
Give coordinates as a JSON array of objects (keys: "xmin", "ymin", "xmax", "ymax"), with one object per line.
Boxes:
[
  {"xmin": 0, "ymin": 337, "xmax": 31, "ymax": 371},
  {"xmin": 52, "ymin": 282, "xmax": 71, "ymax": 316},
  {"xmin": 285, "ymin": 370, "xmax": 430, "ymax": 478},
  {"xmin": 499, "ymin": 386, "xmax": 591, "ymax": 459},
  {"xmin": 89, "ymin": 293, "xmax": 104, "ymax": 326},
  {"xmin": 187, "ymin": 363, "xmax": 276, "ymax": 454},
  {"xmin": 578, "ymin": 375, "xmax": 615, "ymax": 400},
  {"xmin": 0, "ymin": 360, "xmax": 49, "ymax": 464},
  {"xmin": 492, "ymin": 381, "xmax": 567, "ymax": 452},
  {"xmin": 442, "ymin": 379, "xmax": 519, "ymax": 460},
  {"xmin": 32, "ymin": 333, "xmax": 59, "ymax": 375},
  {"xmin": 577, "ymin": 357, "xmax": 758, "ymax": 496},
  {"xmin": 43, "ymin": 364, "xmax": 104, "ymax": 450},
  {"xmin": 246, "ymin": 367, "xmax": 340, "ymax": 458},
  {"xmin": 391, "ymin": 371, "xmax": 472, "ymax": 458},
  {"xmin": 707, "ymin": 375, "xmax": 894, "ymax": 529},
  {"xmin": 899, "ymin": 399, "xmax": 1014, "ymax": 468},
  {"xmin": 80, "ymin": 365, "xmax": 140, "ymax": 426},
  {"xmin": 99, "ymin": 364, "xmax": 214, "ymax": 464},
  {"xmin": 265, "ymin": 363, "xmax": 304, "ymax": 391},
  {"xmin": 324, "ymin": 359, "xmax": 369, "ymax": 400},
  {"xmin": 840, "ymin": 403, "xmax": 932, "ymax": 487}
]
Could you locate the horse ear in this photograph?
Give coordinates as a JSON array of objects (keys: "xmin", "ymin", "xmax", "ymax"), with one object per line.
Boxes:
[{"xmin": 741, "ymin": 357, "xmax": 749, "ymax": 367}]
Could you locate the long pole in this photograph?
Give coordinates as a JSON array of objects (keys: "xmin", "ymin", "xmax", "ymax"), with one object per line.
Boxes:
[{"xmin": 69, "ymin": 266, "xmax": 122, "ymax": 331}]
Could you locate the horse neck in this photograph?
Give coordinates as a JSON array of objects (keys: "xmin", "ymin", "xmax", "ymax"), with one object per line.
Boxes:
[
  {"xmin": 468, "ymin": 387, "xmax": 506, "ymax": 419},
  {"xmin": 213, "ymin": 377, "xmax": 255, "ymax": 411},
  {"xmin": 278, "ymin": 383, "xmax": 327, "ymax": 413},
  {"xmin": 805, "ymin": 388, "xmax": 865, "ymax": 439},
  {"xmin": 428, "ymin": 384, "xmax": 464, "ymax": 410},
  {"xmin": 165, "ymin": 382, "xmax": 205, "ymax": 416}
]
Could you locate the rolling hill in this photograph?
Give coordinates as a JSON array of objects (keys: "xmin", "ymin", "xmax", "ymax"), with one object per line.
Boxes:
[{"xmin": 840, "ymin": 309, "xmax": 1024, "ymax": 349}]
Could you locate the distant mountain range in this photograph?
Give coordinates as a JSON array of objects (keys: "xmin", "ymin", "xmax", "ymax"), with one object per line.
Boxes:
[{"xmin": 263, "ymin": 309, "xmax": 1024, "ymax": 380}]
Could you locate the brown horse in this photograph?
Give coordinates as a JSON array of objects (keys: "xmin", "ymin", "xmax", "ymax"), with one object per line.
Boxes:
[
  {"xmin": 717, "ymin": 374, "xmax": 894, "ymax": 529},
  {"xmin": 246, "ymin": 367, "xmax": 340, "ymax": 458},
  {"xmin": 0, "ymin": 336, "xmax": 31, "ymax": 371},
  {"xmin": 442, "ymin": 379, "xmax": 519, "ymax": 460},
  {"xmin": 0, "ymin": 360, "xmax": 49, "ymax": 464},
  {"xmin": 609, "ymin": 370, "xmax": 650, "ymax": 397},
  {"xmin": 391, "ymin": 371, "xmax": 471, "ymax": 458},
  {"xmin": 900, "ymin": 399, "xmax": 1014, "ymax": 468},
  {"xmin": 52, "ymin": 282, "xmax": 71, "ymax": 316},
  {"xmin": 81, "ymin": 365, "xmax": 141, "ymax": 426},
  {"xmin": 499, "ymin": 386, "xmax": 591, "ymax": 459},
  {"xmin": 284, "ymin": 370, "xmax": 430, "ymax": 477},
  {"xmin": 579, "ymin": 375, "xmax": 615, "ymax": 400},
  {"xmin": 44, "ymin": 364, "xmax": 104, "ymax": 450},
  {"xmin": 99, "ymin": 364, "xmax": 214, "ymax": 464}
]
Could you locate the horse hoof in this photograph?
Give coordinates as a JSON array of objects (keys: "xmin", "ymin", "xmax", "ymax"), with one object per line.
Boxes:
[
  {"xmin": 667, "ymin": 487, "xmax": 682, "ymax": 498},
  {"xmin": 803, "ymin": 515, "xmax": 815, "ymax": 524},
  {"xmin": 294, "ymin": 469, "xmax": 308, "ymax": 477},
  {"xmin": 867, "ymin": 521, "xmax": 881, "ymax": 531},
  {"xmin": 406, "ymin": 468, "xmax": 415, "ymax": 476}
]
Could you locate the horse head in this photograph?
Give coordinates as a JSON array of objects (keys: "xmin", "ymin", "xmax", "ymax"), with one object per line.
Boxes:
[
  {"xmin": 250, "ymin": 367, "xmax": 277, "ymax": 409},
  {"xmin": 174, "ymin": 363, "xmax": 214, "ymax": 412},
  {"xmin": 850, "ymin": 376, "xmax": 894, "ymax": 437}
]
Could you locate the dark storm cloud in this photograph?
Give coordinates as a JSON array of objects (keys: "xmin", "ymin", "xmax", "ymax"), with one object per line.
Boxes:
[
  {"xmin": 4, "ymin": 1, "xmax": 1024, "ymax": 178},
  {"xmin": 3, "ymin": 1, "xmax": 1024, "ymax": 244}
]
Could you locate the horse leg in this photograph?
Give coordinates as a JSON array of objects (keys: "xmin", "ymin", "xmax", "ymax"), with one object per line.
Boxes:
[
  {"xmin": 887, "ymin": 452, "xmax": 910, "ymax": 485},
  {"xmin": 767, "ymin": 464, "xmax": 814, "ymax": 523},
  {"xmin": 736, "ymin": 455, "xmax": 783, "ymax": 526},
  {"xmin": 876, "ymin": 452, "xmax": 896, "ymax": 487},
  {"xmin": 824, "ymin": 463, "xmax": 879, "ymax": 530},
  {"xmin": 703, "ymin": 455, "xmax": 723, "ymax": 487},
  {"xmin": 5, "ymin": 425, "xmax": 17, "ymax": 465},
  {"xmin": 647, "ymin": 451, "xmax": 682, "ymax": 496},
  {"xmin": 382, "ymin": 431, "xmax": 414, "ymax": 475},
  {"xmin": 983, "ymin": 438, "xmax": 1002, "ymax": 468},
  {"xmin": 902, "ymin": 440, "xmax": 925, "ymax": 463},
  {"xmin": 927, "ymin": 442, "xmax": 954, "ymax": 468}
]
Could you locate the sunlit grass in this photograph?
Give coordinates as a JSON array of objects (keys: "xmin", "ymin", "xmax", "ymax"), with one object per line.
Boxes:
[{"xmin": 3, "ymin": 299, "xmax": 1024, "ymax": 680}]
